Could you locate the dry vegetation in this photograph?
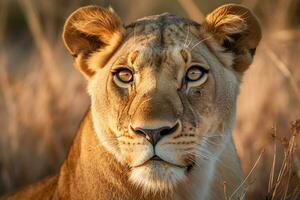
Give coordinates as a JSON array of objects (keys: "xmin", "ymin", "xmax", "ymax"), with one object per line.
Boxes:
[{"xmin": 0, "ymin": 0, "xmax": 299, "ymax": 199}]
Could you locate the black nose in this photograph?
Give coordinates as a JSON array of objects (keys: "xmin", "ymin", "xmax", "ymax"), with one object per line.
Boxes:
[{"xmin": 131, "ymin": 123, "xmax": 179, "ymax": 146}]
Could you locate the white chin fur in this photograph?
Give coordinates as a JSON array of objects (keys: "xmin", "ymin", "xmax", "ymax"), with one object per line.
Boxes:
[{"xmin": 129, "ymin": 161, "xmax": 186, "ymax": 194}]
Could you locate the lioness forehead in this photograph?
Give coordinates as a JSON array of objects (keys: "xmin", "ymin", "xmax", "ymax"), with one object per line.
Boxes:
[
  {"xmin": 125, "ymin": 13, "xmax": 201, "ymax": 48},
  {"xmin": 110, "ymin": 13, "xmax": 207, "ymax": 73}
]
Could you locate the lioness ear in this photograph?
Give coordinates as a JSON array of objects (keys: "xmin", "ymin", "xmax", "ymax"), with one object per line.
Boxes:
[
  {"xmin": 203, "ymin": 4, "xmax": 262, "ymax": 73},
  {"xmin": 63, "ymin": 6, "xmax": 125, "ymax": 79}
]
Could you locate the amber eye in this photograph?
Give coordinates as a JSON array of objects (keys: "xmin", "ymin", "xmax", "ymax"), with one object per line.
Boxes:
[
  {"xmin": 115, "ymin": 68, "xmax": 133, "ymax": 83},
  {"xmin": 186, "ymin": 65, "xmax": 208, "ymax": 82}
]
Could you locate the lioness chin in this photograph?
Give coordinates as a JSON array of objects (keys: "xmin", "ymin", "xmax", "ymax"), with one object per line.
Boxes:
[{"xmin": 1, "ymin": 3, "xmax": 261, "ymax": 200}]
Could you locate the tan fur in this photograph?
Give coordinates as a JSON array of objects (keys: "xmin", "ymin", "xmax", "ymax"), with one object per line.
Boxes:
[
  {"xmin": 63, "ymin": 6, "xmax": 125, "ymax": 79},
  {"xmin": 203, "ymin": 4, "xmax": 262, "ymax": 73},
  {"xmin": 1, "ymin": 4, "xmax": 261, "ymax": 200}
]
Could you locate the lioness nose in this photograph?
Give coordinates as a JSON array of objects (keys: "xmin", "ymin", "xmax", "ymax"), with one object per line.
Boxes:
[{"xmin": 131, "ymin": 123, "xmax": 179, "ymax": 146}]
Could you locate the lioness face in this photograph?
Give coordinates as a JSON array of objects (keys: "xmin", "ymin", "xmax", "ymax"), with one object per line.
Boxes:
[
  {"xmin": 63, "ymin": 5, "xmax": 261, "ymax": 194},
  {"xmin": 88, "ymin": 23, "xmax": 241, "ymax": 192}
]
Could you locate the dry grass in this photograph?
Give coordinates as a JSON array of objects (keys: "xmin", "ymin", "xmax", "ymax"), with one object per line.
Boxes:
[
  {"xmin": 0, "ymin": 0, "xmax": 299, "ymax": 199},
  {"xmin": 236, "ymin": 121, "xmax": 300, "ymax": 200},
  {"xmin": 265, "ymin": 120, "xmax": 300, "ymax": 200},
  {"xmin": 0, "ymin": 0, "xmax": 89, "ymax": 194}
]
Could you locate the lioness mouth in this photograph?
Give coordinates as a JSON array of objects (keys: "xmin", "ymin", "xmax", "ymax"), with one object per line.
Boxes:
[
  {"xmin": 150, "ymin": 155, "xmax": 163, "ymax": 161},
  {"xmin": 142, "ymin": 155, "xmax": 194, "ymax": 172}
]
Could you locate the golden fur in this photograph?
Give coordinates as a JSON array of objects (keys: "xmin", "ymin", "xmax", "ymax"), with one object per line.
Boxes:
[{"xmin": 1, "ymin": 3, "xmax": 261, "ymax": 200}]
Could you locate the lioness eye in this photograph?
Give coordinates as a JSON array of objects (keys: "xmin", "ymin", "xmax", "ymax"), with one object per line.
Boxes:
[
  {"xmin": 116, "ymin": 68, "xmax": 133, "ymax": 83},
  {"xmin": 186, "ymin": 66, "xmax": 208, "ymax": 82}
]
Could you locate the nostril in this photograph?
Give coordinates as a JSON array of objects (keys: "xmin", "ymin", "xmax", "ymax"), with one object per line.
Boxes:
[
  {"xmin": 131, "ymin": 126, "xmax": 146, "ymax": 136},
  {"xmin": 160, "ymin": 122, "xmax": 179, "ymax": 136},
  {"xmin": 130, "ymin": 122, "xmax": 180, "ymax": 145},
  {"xmin": 131, "ymin": 126, "xmax": 154, "ymax": 143}
]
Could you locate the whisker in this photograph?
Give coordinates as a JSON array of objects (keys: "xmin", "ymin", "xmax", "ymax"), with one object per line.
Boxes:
[
  {"xmin": 176, "ymin": 131, "xmax": 223, "ymax": 139},
  {"xmin": 183, "ymin": 151, "xmax": 242, "ymax": 182},
  {"xmin": 133, "ymin": 23, "xmax": 137, "ymax": 49},
  {"xmin": 190, "ymin": 147, "xmax": 239, "ymax": 171},
  {"xmin": 186, "ymin": 38, "xmax": 193, "ymax": 49},
  {"xmin": 200, "ymin": 134, "xmax": 224, "ymax": 139},
  {"xmin": 184, "ymin": 156, "xmax": 203, "ymax": 168},
  {"xmin": 201, "ymin": 138, "xmax": 221, "ymax": 146},
  {"xmin": 183, "ymin": 148, "xmax": 213, "ymax": 161},
  {"xmin": 191, "ymin": 35, "xmax": 212, "ymax": 50},
  {"xmin": 189, "ymin": 152, "xmax": 212, "ymax": 162},
  {"xmin": 183, "ymin": 25, "xmax": 190, "ymax": 48},
  {"xmin": 97, "ymin": 135, "xmax": 126, "ymax": 147}
]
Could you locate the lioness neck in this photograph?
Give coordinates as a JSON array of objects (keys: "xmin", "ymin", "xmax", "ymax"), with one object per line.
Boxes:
[{"xmin": 55, "ymin": 111, "xmax": 244, "ymax": 200}]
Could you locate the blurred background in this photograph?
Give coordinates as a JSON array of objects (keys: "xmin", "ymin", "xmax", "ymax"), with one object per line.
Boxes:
[{"xmin": 0, "ymin": 0, "xmax": 299, "ymax": 199}]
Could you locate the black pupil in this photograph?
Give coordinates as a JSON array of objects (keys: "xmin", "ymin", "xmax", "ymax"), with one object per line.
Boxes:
[
  {"xmin": 118, "ymin": 69, "xmax": 132, "ymax": 82},
  {"xmin": 187, "ymin": 66, "xmax": 207, "ymax": 81}
]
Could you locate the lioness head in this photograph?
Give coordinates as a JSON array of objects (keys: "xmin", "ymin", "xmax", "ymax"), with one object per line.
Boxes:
[{"xmin": 63, "ymin": 4, "xmax": 261, "ymax": 193}]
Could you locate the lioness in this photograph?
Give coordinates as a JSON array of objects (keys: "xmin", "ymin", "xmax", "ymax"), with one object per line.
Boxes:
[{"xmin": 1, "ymin": 3, "xmax": 261, "ymax": 200}]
